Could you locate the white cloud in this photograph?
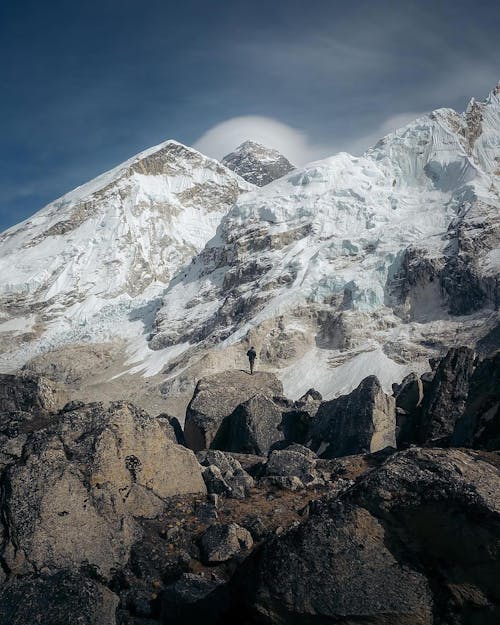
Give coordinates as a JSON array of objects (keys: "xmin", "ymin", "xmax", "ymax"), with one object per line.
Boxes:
[
  {"xmin": 193, "ymin": 111, "xmax": 430, "ymax": 166},
  {"xmin": 193, "ymin": 115, "xmax": 333, "ymax": 166}
]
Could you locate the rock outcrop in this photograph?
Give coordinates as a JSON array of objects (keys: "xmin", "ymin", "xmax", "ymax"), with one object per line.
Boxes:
[
  {"xmin": 227, "ymin": 447, "xmax": 500, "ymax": 624},
  {"xmin": 1, "ymin": 401, "xmax": 205, "ymax": 578},
  {"xmin": 452, "ymin": 351, "xmax": 500, "ymax": 450},
  {"xmin": 310, "ymin": 376, "xmax": 396, "ymax": 458},
  {"xmin": 184, "ymin": 370, "xmax": 283, "ymax": 451},
  {"xmin": 418, "ymin": 346, "xmax": 476, "ymax": 445},
  {"xmin": 0, "ymin": 373, "xmax": 67, "ymax": 416}
]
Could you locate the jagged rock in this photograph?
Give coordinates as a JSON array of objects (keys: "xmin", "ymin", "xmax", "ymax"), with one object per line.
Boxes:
[
  {"xmin": 228, "ymin": 447, "xmax": 500, "ymax": 624},
  {"xmin": 184, "ymin": 370, "xmax": 283, "ymax": 451},
  {"xmin": 1, "ymin": 401, "xmax": 205, "ymax": 578},
  {"xmin": 199, "ymin": 523, "xmax": 253, "ymax": 564},
  {"xmin": 452, "ymin": 351, "xmax": 500, "ymax": 450},
  {"xmin": 221, "ymin": 140, "xmax": 294, "ymax": 186},
  {"xmin": 197, "ymin": 450, "xmax": 254, "ymax": 499},
  {"xmin": 0, "ymin": 373, "xmax": 67, "ymax": 416},
  {"xmin": 161, "ymin": 573, "xmax": 226, "ymax": 625},
  {"xmin": 310, "ymin": 376, "xmax": 396, "ymax": 458},
  {"xmin": 0, "ymin": 572, "xmax": 118, "ymax": 625},
  {"xmin": 212, "ymin": 394, "xmax": 284, "ymax": 455},
  {"xmin": 419, "ymin": 346, "xmax": 476, "ymax": 445}
]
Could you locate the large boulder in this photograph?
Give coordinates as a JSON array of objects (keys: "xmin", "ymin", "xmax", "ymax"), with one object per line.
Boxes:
[
  {"xmin": 212, "ymin": 394, "xmax": 284, "ymax": 455},
  {"xmin": 1, "ymin": 401, "xmax": 205, "ymax": 578},
  {"xmin": 419, "ymin": 346, "xmax": 476, "ymax": 445},
  {"xmin": 184, "ymin": 370, "xmax": 283, "ymax": 451},
  {"xmin": 310, "ymin": 376, "xmax": 396, "ymax": 458},
  {"xmin": 0, "ymin": 373, "xmax": 67, "ymax": 415},
  {"xmin": 0, "ymin": 572, "xmax": 118, "ymax": 625},
  {"xmin": 227, "ymin": 447, "xmax": 500, "ymax": 624}
]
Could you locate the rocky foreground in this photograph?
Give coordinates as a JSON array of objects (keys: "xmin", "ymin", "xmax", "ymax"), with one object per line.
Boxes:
[{"xmin": 0, "ymin": 346, "xmax": 498, "ymax": 624}]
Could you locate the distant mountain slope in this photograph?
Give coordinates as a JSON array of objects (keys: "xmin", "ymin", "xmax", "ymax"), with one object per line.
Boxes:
[
  {"xmin": 150, "ymin": 86, "xmax": 500, "ymax": 400},
  {"xmin": 0, "ymin": 86, "xmax": 498, "ymax": 415},
  {"xmin": 222, "ymin": 140, "xmax": 294, "ymax": 186}
]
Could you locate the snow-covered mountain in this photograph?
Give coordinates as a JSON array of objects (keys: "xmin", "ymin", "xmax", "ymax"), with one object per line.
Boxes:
[
  {"xmin": 0, "ymin": 141, "xmax": 251, "ymax": 373},
  {"xmin": 0, "ymin": 86, "xmax": 498, "ymax": 416},
  {"xmin": 150, "ymin": 86, "xmax": 499, "ymax": 401},
  {"xmin": 222, "ymin": 140, "xmax": 294, "ymax": 186}
]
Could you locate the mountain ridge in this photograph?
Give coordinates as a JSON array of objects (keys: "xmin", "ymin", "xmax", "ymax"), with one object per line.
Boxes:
[{"xmin": 0, "ymin": 85, "xmax": 498, "ymax": 417}]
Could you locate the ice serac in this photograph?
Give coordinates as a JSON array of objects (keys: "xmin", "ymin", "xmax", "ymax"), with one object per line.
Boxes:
[
  {"xmin": 0, "ymin": 140, "xmax": 252, "ymax": 371},
  {"xmin": 222, "ymin": 140, "xmax": 294, "ymax": 186},
  {"xmin": 150, "ymin": 85, "xmax": 500, "ymax": 400}
]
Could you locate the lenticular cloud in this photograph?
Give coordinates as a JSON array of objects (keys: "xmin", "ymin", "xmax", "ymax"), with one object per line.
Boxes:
[{"xmin": 193, "ymin": 115, "xmax": 331, "ymax": 166}]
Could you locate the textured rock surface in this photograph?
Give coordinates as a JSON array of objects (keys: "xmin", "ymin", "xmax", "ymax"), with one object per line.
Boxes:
[
  {"xmin": 221, "ymin": 140, "xmax": 294, "ymax": 186},
  {"xmin": 197, "ymin": 449, "xmax": 254, "ymax": 498},
  {"xmin": 0, "ymin": 373, "xmax": 67, "ymax": 415},
  {"xmin": 419, "ymin": 346, "xmax": 476, "ymax": 445},
  {"xmin": 452, "ymin": 351, "xmax": 500, "ymax": 450},
  {"xmin": 227, "ymin": 447, "xmax": 500, "ymax": 624},
  {"xmin": 199, "ymin": 523, "xmax": 253, "ymax": 563},
  {"xmin": 310, "ymin": 375, "xmax": 396, "ymax": 458},
  {"xmin": 184, "ymin": 370, "xmax": 283, "ymax": 451},
  {"xmin": 1, "ymin": 401, "xmax": 205, "ymax": 578},
  {"xmin": 0, "ymin": 572, "xmax": 119, "ymax": 625},
  {"xmin": 264, "ymin": 446, "xmax": 318, "ymax": 487},
  {"xmin": 212, "ymin": 393, "xmax": 284, "ymax": 455}
]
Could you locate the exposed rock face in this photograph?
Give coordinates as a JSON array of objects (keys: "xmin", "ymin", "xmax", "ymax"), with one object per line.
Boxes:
[
  {"xmin": 419, "ymin": 346, "xmax": 476, "ymax": 445},
  {"xmin": 212, "ymin": 394, "xmax": 284, "ymax": 455},
  {"xmin": 452, "ymin": 351, "xmax": 500, "ymax": 450},
  {"xmin": 1, "ymin": 401, "xmax": 205, "ymax": 578},
  {"xmin": 184, "ymin": 370, "xmax": 283, "ymax": 451},
  {"xmin": 221, "ymin": 141, "xmax": 294, "ymax": 186},
  {"xmin": 199, "ymin": 523, "xmax": 253, "ymax": 564},
  {"xmin": 228, "ymin": 447, "xmax": 500, "ymax": 624},
  {"xmin": 0, "ymin": 373, "xmax": 67, "ymax": 415},
  {"xmin": 310, "ymin": 376, "xmax": 396, "ymax": 458},
  {"xmin": 0, "ymin": 572, "xmax": 119, "ymax": 625}
]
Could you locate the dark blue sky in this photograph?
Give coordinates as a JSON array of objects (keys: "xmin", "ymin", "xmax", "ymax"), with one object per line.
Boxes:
[{"xmin": 1, "ymin": 0, "xmax": 499, "ymax": 231}]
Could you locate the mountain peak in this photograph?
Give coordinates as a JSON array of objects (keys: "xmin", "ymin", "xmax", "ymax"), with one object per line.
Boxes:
[{"xmin": 222, "ymin": 141, "xmax": 294, "ymax": 186}]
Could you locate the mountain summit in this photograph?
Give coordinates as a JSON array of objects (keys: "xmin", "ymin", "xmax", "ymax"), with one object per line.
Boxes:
[
  {"xmin": 221, "ymin": 140, "xmax": 294, "ymax": 186},
  {"xmin": 0, "ymin": 86, "xmax": 498, "ymax": 416}
]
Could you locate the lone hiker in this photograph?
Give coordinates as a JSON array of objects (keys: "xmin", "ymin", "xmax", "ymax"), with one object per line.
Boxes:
[{"xmin": 247, "ymin": 346, "xmax": 257, "ymax": 374}]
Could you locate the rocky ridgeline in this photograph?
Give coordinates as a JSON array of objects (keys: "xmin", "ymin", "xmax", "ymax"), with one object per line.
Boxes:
[{"xmin": 0, "ymin": 347, "xmax": 499, "ymax": 624}]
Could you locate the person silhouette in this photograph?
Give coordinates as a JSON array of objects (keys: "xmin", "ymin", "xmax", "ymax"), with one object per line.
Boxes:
[{"xmin": 247, "ymin": 346, "xmax": 257, "ymax": 374}]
